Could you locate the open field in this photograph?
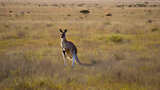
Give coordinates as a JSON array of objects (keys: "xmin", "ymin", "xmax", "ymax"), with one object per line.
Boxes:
[{"xmin": 0, "ymin": 1, "xmax": 160, "ymax": 90}]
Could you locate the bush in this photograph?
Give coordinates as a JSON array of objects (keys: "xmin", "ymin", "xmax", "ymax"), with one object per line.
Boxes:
[
  {"xmin": 151, "ymin": 28, "xmax": 159, "ymax": 32},
  {"xmin": 108, "ymin": 35, "xmax": 123, "ymax": 43},
  {"xmin": 136, "ymin": 3, "xmax": 147, "ymax": 7},
  {"xmin": 106, "ymin": 13, "xmax": 112, "ymax": 16},
  {"xmin": 80, "ymin": 10, "xmax": 90, "ymax": 14}
]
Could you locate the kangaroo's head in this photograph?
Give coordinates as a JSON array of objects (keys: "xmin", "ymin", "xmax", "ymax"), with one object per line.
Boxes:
[{"xmin": 59, "ymin": 29, "xmax": 67, "ymax": 39}]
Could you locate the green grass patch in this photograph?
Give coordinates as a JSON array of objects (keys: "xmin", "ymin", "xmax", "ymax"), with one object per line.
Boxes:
[
  {"xmin": 96, "ymin": 34, "xmax": 131, "ymax": 43},
  {"xmin": 108, "ymin": 34, "xmax": 123, "ymax": 43}
]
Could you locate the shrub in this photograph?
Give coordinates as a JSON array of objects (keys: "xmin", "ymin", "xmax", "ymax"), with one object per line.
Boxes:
[
  {"xmin": 136, "ymin": 3, "xmax": 147, "ymax": 7},
  {"xmin": 128, "ymin": 5, "xmax": 132, "ymax": 7},
  {"xmin": 106, "ymin": 13, "xmax": 112, "ymax": 16},
  {"xmin": 151, "ymin": 28, "xmax": 159, "ymax": 32},
  {"xmin": 77, "ymin": 3, "xmax": 85, "ymax": 7},
  {"xmin": 80, "ymin": 10, "xmax": 90, "ymax": 14},
  {"xmin": 108, "ymin": 35, "xmax": 123, "ymax": 43},
  {"xmin": 148, "ymin": 19, "xmax": 152, "ymax": 23}
]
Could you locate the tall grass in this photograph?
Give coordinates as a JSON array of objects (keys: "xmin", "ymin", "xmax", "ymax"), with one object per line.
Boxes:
[{"xmin": 0, "ymin": 2, "xmax": 160, "ymax": 90}]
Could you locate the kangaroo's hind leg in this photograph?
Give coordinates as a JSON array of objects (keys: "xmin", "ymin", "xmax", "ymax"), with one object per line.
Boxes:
[{"xmin": 62, "ymin": 50, "xmax": 67, "ymax": 66}]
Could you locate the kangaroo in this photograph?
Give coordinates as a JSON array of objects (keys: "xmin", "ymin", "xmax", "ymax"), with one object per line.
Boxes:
[{"xmin": 59, "ymin": 29, "xmax": 81, "ymax": 67}]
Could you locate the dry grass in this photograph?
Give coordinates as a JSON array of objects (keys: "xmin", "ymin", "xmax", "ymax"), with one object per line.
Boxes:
[{"xmin": 0, "ymin": 1, "xmax": 160, "ymax": 90}]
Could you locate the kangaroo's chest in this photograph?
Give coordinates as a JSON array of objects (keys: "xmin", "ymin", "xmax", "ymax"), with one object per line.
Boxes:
[{"xmin": 61, "ymin": 42, "xmax": 72, "ymax": 49}]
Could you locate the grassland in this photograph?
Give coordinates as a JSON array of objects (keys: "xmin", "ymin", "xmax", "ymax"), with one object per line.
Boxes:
[{"xmin": 0, "ymin": 1, "xmax": 160, "ymax": 90}]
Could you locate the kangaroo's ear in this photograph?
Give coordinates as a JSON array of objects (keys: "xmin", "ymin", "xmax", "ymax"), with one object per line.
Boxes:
[
  {"xmin": 59, "ymin": 29, "xmax": 63, "ymax": 33},
  {"xmin": 64, "ymin": 29, "xmax": 67, "ymax": 33}
]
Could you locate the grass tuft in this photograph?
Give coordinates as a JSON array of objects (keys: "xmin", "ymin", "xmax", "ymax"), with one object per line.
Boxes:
[{"xmin": 107, "ymin": 34, "xmax": 123, "ymax": 43}]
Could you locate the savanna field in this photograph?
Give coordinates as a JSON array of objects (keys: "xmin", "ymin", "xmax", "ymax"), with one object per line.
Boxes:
[{"xmin": 0, "ymin": 1, "xmax": 160, "ymax": 90}]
